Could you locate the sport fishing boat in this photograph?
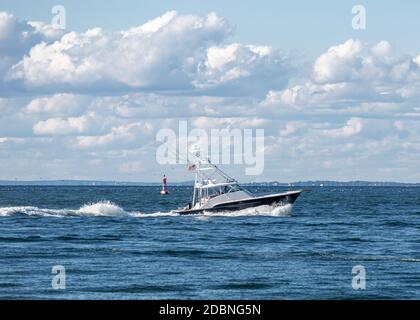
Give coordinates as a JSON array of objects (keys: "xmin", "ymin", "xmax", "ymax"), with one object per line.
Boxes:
[{"xmin": 173, "ymin": 152, "xmax": 302, "ymax": 215}]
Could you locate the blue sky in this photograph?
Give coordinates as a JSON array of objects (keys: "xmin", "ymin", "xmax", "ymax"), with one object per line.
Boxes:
[{"xmin": 1, "ymin": 1, "xmax": 420, "ymax": 182}]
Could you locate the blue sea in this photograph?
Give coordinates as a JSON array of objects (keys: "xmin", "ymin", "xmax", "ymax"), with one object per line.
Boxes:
[{"xmin": 0, "ymin": 186, "xmax": 419, "ymax": 299}]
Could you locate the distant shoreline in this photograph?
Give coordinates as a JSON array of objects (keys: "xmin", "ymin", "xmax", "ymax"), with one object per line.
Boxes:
[{"xmin": 1, "ymin": 180, "xmax": 419, "ymax": 187}]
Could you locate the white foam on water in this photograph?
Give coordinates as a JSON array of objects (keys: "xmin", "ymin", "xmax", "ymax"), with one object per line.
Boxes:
[
  {"xmin": 0, "ymin": 201, "xmax": 293, "ymax": 218},
  {"xmin": 129, "ymin": 211, "xmax": 179, "ymax": 218},
  {"xmin": 0, "ymin": 201, "xmax": 127, "ymax": 217},
  {"xmin": 400, "ymin": 258, "xmax": 420, "ymax": 263},
  {"xmin": 0, "ymin": 206, "xmax": 44, "ymax": 217},
  {"xmin": 77, "ymin": 201, "xmax": 126, "ymax": 216},
  {"xmin": 0, "ymin": 206, "xmax": 75, "ymax": 217},
  {"xmin": 198, "ymin": 203, "xmax": 293, "ymax": 218},
  {"xmin": 130, "ymin": 203, "xmax": 293, "ymax": 219}
]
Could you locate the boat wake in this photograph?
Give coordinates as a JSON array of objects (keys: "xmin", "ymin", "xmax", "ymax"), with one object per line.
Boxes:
[
  {"xmin": 78, "ymin": 201, "xmax": 126, "ymax": 216},
  {"xmin": 0, "ymin": 201, "xmax": 292, "ymax": 218},
  {"xmin": 0, "ymin": 201, "xmax": 127, "ymax": 217},
  {"xmin": 197, "ymin": 204, "xmax": 293, "ymax": 218}
]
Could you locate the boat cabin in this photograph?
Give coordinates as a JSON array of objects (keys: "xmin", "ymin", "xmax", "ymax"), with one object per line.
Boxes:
[{"xmin": 191, "ymin": 179, "xmax": 252, "ymax": 209}]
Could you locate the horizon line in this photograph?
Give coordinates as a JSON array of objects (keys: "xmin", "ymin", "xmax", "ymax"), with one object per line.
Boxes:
[{"xmin": 1, "ymin": 179, "xmax": 419, "ymax": 185}]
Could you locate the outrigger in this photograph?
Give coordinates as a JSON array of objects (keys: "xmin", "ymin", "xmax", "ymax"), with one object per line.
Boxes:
[{"xmin": 173, "ymin": 150, "xmax": 302, "ymax": 215}]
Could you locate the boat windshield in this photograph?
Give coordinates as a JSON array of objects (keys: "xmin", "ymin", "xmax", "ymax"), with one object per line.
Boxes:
[{"xmin": 208, "ymin": 183, "xmax": 241, "ymax": 196}]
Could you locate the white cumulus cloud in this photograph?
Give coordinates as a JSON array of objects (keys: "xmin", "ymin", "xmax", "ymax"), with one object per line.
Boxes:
[
  {"xmin": 33, "ymin": 112, "xmax": 100, "ymax": 136},
  {"xmin": 26, "ymin": 93, "xmax": 90, "ymax": 116},
  {"xmin": 4, "ymin": 11, "xmax": 293, "ymax": 96},
  {"xmin": 8, "ymin": 11, "xmax": 234, "ymax": 92},
  {"xmin": 321, "ymin": 118, "xmax": 363, "ymax": 138},
  {"xmin": 76, "ymin": 122, "xmax": 154, "ymax": 149},
  {"xmin": 0, "ymin": 12, "xmax": 64, "ymax": 86}
]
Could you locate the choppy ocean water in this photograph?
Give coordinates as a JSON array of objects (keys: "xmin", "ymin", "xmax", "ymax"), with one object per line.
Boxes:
[{"xmin": 0, "ymin": 186, "xmax": 419, "ymax": 299}]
